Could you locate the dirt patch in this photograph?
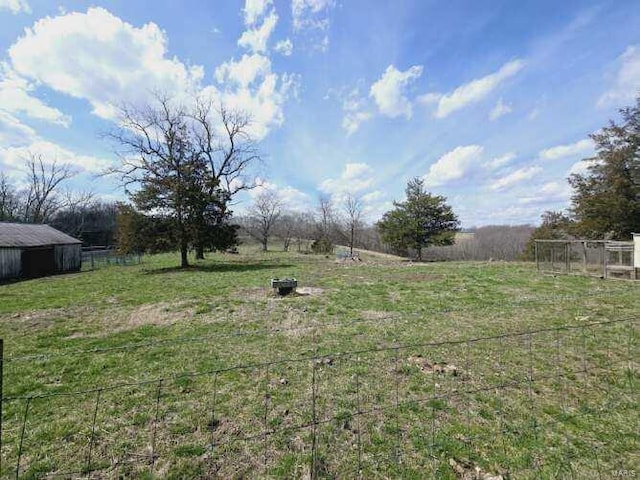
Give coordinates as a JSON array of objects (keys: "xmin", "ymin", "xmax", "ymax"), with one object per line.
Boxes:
[
  {"xmin": 126, "ymin": 302, "xmax": 194, "ymax": 328},
  {"xmin": 449, "ymin": 458, "xmax": 505, "ymax": 479},
  {"xmin": 295, "ymin": 286, "xmax": 326, "ymax": 296},
  {"xmin": 360, "ymin": 310, "xmax": 400, "ymax": 321},
  {"xmin": 409, "ymin": 355, "xmax": 460, "ymax": 375}
]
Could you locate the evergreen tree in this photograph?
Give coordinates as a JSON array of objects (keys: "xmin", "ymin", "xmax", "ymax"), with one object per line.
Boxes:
[{"xmin": 377, "ymin": 178, "xmax": 460, "ymax": 261}]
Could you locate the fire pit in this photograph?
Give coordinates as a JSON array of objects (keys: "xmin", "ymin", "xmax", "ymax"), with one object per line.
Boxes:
[{"xmin": 271, "ymin": 278, "xmax": 297, "ymax": 296}]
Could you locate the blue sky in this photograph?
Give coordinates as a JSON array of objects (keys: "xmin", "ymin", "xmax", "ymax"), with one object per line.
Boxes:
[{"xmin": 1, "ymin": 0, "xmax": 639, "ymax": 226}]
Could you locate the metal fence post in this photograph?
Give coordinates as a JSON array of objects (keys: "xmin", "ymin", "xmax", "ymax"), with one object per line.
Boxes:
[{"xmin": 0, "ymin": 338, "xmax": 3, "ymax": 478}]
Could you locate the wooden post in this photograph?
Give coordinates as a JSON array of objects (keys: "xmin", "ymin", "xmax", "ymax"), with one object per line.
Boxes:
[
  {"xmin": 582, "ymin": 241, "xmax": 588, "ymax": 274},
  {"xmin": 603, "ymin": 244, "xmax": 608, "ymax": 278},
  {"xmin": 565, "ymin": 242, "xmax": 570, "ymax": 273},
  {"xmin": 535, "ymin": 241, "xmax": 539, "ymax": 271}
]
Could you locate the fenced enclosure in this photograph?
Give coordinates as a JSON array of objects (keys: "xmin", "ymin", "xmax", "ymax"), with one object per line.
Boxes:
[
  {"xmin": 81, "ymin": 247, "xmax": 142, "ymax": 271},
  {"xmin": 1, "ymin": 314, "xmax": 637, "ymax": 479},
  {"xmin": 535, "ymin": 240, "xmax": 638, "ymax": 280}
]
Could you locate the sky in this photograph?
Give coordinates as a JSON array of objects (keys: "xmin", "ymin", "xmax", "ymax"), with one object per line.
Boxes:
[{"xmin": 0, "ymin": 0, "xmax": 639, "ymax": 227}]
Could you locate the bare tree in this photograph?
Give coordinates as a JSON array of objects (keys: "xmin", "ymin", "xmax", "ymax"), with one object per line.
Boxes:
[
  {"xmin": 273, "ymin": 211, "xmax": 297, "ymax": 251},
  {"xmin": 0, "ymin": 172, "xmax": 21, "ymax": 221},
  {"xmin": 190, "ymin": 99, "xmax": 261, "ymax": 259},
  {"xmin": 108, "ymin": 93, "xmax": 259, "ymax": 266},
  {"xmin": 246, "ymin": 190, "xmax": 282, "ymax": 251},
  {"xmin": 343, "ymin": 194, "xmax": 364, "ymax": 256},
  {"xmin": 23, "ymin": 154, "xmax": 75, "ymax": 223}
]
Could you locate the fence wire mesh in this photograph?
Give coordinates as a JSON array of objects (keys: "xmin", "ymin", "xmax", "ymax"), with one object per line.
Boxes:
[{"xmin": 0, "ymin": 315, "xmax": 637, "ymax": 479}]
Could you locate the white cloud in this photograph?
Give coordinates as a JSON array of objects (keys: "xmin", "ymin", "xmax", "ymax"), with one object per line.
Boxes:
[
  {"xmin": 209, "ymin": 56, "xmax": 299, "ymax": 140},
  {"xmin": 215, "ymin": 54, "xmax": 271, "ymax": 87},
  {"xmin": 489, "ymin": 165, "xmax": 542, "ymax": 191},
  {"xmin": 417, "ymin": 92, "xmax": 441, "ymax": 105},
  {"xmin": 238, "ymin": 10, "xmax": 278, "ymax": 53},
  {"xmin": 243, "ymin": 0, "xmax": 272, "ymax": 26},
  {"xmin": 274, "ymin": 38, "xmax": 293, "ymax": 56},
  {"xmin": 1, "ymin": 140, "xmax": 109, "ymax": 173},
  {"xmin": 423, "ymin": 145, "xmax": 484, "ymax": 187},
  {"xmin": 0, "ymin": 62, "xmax": 70, "ymax": 126},
  {"xmin": 341, "ymin": 87, "xmax": 372, "ymax": 135},
  {"xmin": 489, "ymin": 97, "xmax": 512, "ymax": 120},
  {"xmin": 9, "ymin": 7, "xmax": 204, "ymax": 120},
  {"xmin": 599, "ymin": 45, "xmax": 640, "ymax": 107},
  {"xmin": 248, "ymin": 178, "xmax": 311, "ymax": 211},
  {"xmin": 483, "ymin": 152, "xmax": 516, "ymax": 170},
  {"xmin": 8, "ymin": 7, "xmax": 294, "ymax": 142},
  {"xmin": 0, "ymin": 110, "xmax": 36, "ymax": 146},
  {"xmin": 538, "ymin": 138, "xmax": 593, "ymax": 160},
  {"xmin": 370, "ymin": 65, "xmax": 423, "ymax": 119},
  {"xmin": 0, "ymin": 0, "xmax": 31, "ymax": 14},
  {"xmin": 319, "ymin": 162, "xmax": 375, "ymax": 202},
  {"xmin": 292, "ymin": 0, "xmax": 334, "ymax": 31},
  {"xmin": 435, "ymin": 59, "xmax": 525, "ymax": 118},
  {"xmin": 518, "ymin": 181, "xmax": 570, "ymax": 205}
]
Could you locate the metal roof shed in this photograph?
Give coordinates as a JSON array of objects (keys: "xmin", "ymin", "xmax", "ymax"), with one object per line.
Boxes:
[{"xmin": 0, "ymin": 223, "xmax": 82, "ymax": 281}]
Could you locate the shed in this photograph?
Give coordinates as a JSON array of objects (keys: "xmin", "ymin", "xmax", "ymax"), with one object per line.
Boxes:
[{"xmin": 0, "ymin": 223, "xmax": 82, "ymax": 281}]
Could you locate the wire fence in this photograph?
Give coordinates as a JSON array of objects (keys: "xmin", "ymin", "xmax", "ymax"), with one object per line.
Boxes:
[
  {"xmin": 81, "ymin": 248, "xmax": 143, "ymax": 271},
  {"xmin": 0, "ymin": 316, "xmax": 637, "ymax": 478}
]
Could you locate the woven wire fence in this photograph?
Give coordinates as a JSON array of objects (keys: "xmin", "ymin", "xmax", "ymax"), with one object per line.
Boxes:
[{"xmin": 0, "ymin": 315, "xmax": 637, "ymax": 479}]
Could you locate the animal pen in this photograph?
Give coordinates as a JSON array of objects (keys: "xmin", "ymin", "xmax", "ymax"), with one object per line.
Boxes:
[{"xmin": 534, "ymin": 236, "xmax": 639, "ymax": 280}]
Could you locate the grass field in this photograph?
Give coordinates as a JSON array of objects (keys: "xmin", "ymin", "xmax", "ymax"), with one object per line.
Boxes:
[{"xmin": 0, "ymin": 248, "xmax": 637, "ymax": 479}]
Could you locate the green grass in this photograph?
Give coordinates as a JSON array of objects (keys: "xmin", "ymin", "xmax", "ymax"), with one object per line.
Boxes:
[{"xmin": 0, "ymin": 248, "xmax": 637, "ymax": 478}]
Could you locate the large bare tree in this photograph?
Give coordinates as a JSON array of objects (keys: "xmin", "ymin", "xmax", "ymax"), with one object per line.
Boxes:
[
  {"xmin": 108, "ymin": 93, "xmax": 260, "ymax": 266},
  {"xmin": 23, "ymin": 154, "xmax": 76, "ymax": 223}
]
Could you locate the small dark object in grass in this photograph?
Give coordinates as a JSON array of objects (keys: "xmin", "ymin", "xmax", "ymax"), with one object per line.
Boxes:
[
  {"xmin": 271, "ymin": 278, "xmax": 297, "ymax": 296},
  {"xmin": 208, "ymin": 418, "xmax": 220, "ymax": 431}
]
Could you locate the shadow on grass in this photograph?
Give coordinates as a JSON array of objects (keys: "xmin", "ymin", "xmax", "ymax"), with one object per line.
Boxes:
[{"xmin": 141, "ymin": 262, "xmax": 295, "ymax": 275}]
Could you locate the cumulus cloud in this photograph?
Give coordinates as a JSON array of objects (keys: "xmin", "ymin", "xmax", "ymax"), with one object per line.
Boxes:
[
  {"xmin": 370, "ymin": 65, "xmax": 423, "ymax": 119},
  {"xmin": 238, "ymin": 10, "xmax": 278, "ymax": 53},
  {"xmin": 319, "ymin": 162, "xmax": 375, "ymax": 202},
  {"xmin": 0, "ymin": 62, "xmax": 70, "ymax": 126},
  {"xmin": 538, "ymin": 139, "xmax": 593, "ymax": 160},
  {"xmin": 1, "ymin": 140, "xmax": 109, "ymax": 173},
  {"xmin": 0, "ymin": 0, "xmax": 31, "ymax": 14},
  {"xmin": 489, "ymin": 97, "xmax": 512, "ymax": 120},
  {"xmin": 599, "ymin": 45, "xmax": 640, "ymax": 107},
  {"xmin": 423, "ymin": 145, "xmax": 484, "ymax": 187},
  {"xmin": 274, "ymin": 38, "xmax": 293, "ymax": 56},
  {"xmin": 489, "ymin": 165, "xmax": 542, "ymax": 191},
  {"xmin": 8, "ymin": 7, "xmax": 204, "ymax": 120},
  {"xmin": 7, "ymin": 7, "xmax": 295, "ymax": 141},
  {"xmin": 434, "ymin": 59, "xmax": 525, "ymax": 118},
  {"xmin": 215, "ymin": 53, "xmax": 271, "ymax": 88},
  {"xmin": 243, "ymin": 0, "xmax": 272, "ymax": 26},
  {"xmin": 211, "ymin": 55, "xmax": 299, "ymax": 140}
]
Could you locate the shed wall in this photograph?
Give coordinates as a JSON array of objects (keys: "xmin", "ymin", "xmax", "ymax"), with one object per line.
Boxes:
[
  {"xmin": 54, "ymin": 244, "xmax": 81, "ymax": 272},
  {"xmin": 0, "ymin": 248, "xmax": 22, "ymax": 280}
]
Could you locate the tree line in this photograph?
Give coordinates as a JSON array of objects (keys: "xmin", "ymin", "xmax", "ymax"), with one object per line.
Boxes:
[{"xmin": 525, "ymin": 95, "xmax": 640, "ymax": 257}]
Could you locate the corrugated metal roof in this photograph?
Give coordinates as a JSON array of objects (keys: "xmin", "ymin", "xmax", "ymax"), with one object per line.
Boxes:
[{"xmin": 0, "ymin": 223, "xmax": 81, "ymax": 247}]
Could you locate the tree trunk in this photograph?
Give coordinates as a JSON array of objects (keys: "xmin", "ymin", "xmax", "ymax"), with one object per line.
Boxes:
[
  {"xmin": 195, "ymin": 243, "xmax": 205, "ymax": 260},
  {"xmin": 180, "ymin": 242, "xmax": 189, "ymax": 268},
  {"xmin": 261, "ymin": 239, "xmax": 268, "ymax": 252},
  {"xmin": 416, "ymin": 246, "xmax": 422, "ymax": 262}
]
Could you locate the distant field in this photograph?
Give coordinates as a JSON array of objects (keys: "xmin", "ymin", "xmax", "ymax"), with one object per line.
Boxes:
[{"xmin": 0, "ymin": 249, "xmax": 637, "ymax": 478}]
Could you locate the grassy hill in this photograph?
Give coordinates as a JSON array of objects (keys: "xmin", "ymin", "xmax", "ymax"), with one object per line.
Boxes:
[{"xmin": 0, "ymin": 249, "xmax": 637, "ymax": 478}]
